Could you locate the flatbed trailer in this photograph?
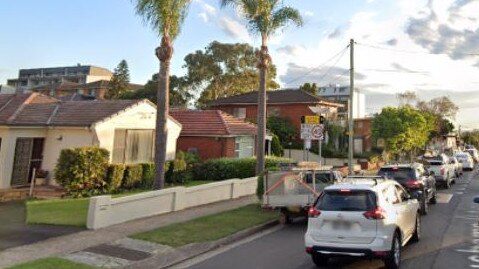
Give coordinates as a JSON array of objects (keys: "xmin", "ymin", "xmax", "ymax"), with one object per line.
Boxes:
[{"xmin": 262, "ymin": 163, "xmax": 343, "ymax": 224}]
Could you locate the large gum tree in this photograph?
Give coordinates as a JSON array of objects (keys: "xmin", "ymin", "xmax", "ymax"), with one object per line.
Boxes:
[
  {"xmin": 220, "ymin": 0, "xmax": 303, "ymax": 175},
  {"xmin": 135, "ymin": 0, "xmax": 191, "ymax": 189}
]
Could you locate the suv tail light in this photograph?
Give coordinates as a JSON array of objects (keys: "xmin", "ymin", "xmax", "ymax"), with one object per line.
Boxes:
[
  {"xmin": 440, "ymin": 167, "xmax": 445, "ymax": 175},
  {"xmin": 405, "ymin": 180, "xmax": 423, "ymax": 188},
  {"xmin": 308, "ymin": 207, "xmax": 321, "ymax": 218},
  {"xmin": 363, "ymin": 207, "xmax": 386, "ymax": 220}
]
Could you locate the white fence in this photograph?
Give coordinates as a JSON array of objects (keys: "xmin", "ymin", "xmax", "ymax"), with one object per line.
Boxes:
[{"xmin": 86, "ymin": 177, "xmax": 258, "ymax": 230}]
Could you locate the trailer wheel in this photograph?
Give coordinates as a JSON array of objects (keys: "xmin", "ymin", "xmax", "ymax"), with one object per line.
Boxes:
[{"xmin": 279, "ymin": 211, "xmax": 292, "ymax": 224}]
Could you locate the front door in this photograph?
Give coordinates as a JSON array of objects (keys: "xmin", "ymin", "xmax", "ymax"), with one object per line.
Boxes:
[{"xmin": 10, "ymin": 138, "xmax": 44, "ymax": 186}]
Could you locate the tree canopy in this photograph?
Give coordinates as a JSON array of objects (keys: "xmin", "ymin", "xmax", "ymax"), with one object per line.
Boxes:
[
  {"xmin": 299, "ymin": 83, "xmax": 318, "ymax": 96},
  {"xmin": 106, "ymin": 60, "xmax": 130, "ymax": 99},
  {"xmin": 372, "ymin": 106, "xmax": 435, "ymax": 155},
  {"xmin": 120, "ymin": 73, "xmax": 191, "ymax": 107},
  {"xmin": 182, "ymin": 41, "xmax": 280, "ymax": 108}
]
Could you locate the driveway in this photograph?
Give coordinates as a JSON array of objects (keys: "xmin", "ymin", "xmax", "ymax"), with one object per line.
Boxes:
[{"xmin": 0, "ymin": 201, "xmax": 83, "ymax": 251}]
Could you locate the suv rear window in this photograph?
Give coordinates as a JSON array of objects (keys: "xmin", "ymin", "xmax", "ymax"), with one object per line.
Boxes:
[
  {"xmin": 378, "ymin": 167, "xmax": 415, "ymax": 183},
  {"xmin": 316, "ymin": 190, "xmax": 376, "ymax": 211}
]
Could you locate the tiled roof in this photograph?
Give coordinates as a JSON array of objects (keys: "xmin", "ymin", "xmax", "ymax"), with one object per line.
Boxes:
[
  {"xmin": 208, "ymin": 89, "xmax": 342, "ymax": 107},
  {"xmin": 30, "ymin": 80, "xmax": 79, "ymax": 91},
  {"xmin": 76, "ymin": 80, "xmax": 144, "ymax": 91},
  {"xmin": 170, "ymin": 110, "xmax": 257, "ymax": 136},
  {"xmin": 0, "ymin": 93, "xmax": 145, "ymax": 127}
]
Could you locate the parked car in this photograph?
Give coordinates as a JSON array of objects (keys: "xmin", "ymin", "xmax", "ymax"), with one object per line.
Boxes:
[
  {"xmin": 305, "ymin": 177, "xmax": 420, "ymax": 269},
  {"xmin": 378, "ymin": 164, "xmax": 436, "ymax": 215},
  {"xmin": 455, "ymin": 152, "xmax": 475, "ymax": 171},
  {"xmin": 423, "ymin": 154, "xmax": 455, "ymax": 188},
  {"xmin": 465, "ymin": 149, "xmax": 479, "ymax": 163},
  {"xmin": 449, "ymin": 156, "xmax": 463, "ymax": 177}
]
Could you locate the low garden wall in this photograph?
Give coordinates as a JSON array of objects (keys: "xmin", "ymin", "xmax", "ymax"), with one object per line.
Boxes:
[{"xmin": 86, "ymin": 177, "xmax": 258, "ymax": 229}]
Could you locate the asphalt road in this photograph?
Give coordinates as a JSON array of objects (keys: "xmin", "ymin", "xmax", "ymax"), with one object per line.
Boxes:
[{"xmin": 179, "ymin": 169, "xmax": 479, "ymax": 269}]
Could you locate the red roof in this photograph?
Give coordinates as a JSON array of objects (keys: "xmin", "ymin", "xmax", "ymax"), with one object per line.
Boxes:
[{"xmin": 170, "ymin": 110, "xmax": 257, "ymax": 136}]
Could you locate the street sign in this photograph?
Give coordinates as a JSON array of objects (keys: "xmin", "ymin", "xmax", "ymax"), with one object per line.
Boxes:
[
  {"xmin": 301, "ymin": 124, "xmax": 324, "ymax": 140},
  {"xmin": 303, "ymin": 115, "xmax": 320, "ymax": 124}
]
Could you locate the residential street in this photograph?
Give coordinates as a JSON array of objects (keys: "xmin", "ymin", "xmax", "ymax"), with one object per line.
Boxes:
[{"xmin": 180, "ymin": 169, "xmax": 479, "ymax": 269}]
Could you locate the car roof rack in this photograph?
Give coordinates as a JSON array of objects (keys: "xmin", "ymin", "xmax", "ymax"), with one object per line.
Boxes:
[{"xmin": 344, "ymin": 175, "xmax": 390, "ymax": 186}]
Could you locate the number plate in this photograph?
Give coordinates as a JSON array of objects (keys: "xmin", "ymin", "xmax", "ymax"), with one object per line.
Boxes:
[{"xmin": 332, "ymin": 221, "xmax": 352, "ymax": 230}]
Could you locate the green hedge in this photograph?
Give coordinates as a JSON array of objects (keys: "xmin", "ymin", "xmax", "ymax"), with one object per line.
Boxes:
[
  {"xmin": 192, "ymin": 156, "xmax": 290, "ymax": 181},
  {"xmin": 106, "ymin": 164, "xmax": 125, "ymax": 192},
  {"xmin": 123, "ymin": 164, "xmax": 143, "ymax": 189},
  {"xmin": 55, "ymin": 147, "xmax": 110, "ymax": 197}
]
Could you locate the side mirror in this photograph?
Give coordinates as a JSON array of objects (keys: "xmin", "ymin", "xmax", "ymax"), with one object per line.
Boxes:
[{"xmin": 474, "ymin": 197, "xmax": 479, "ymax": 204}]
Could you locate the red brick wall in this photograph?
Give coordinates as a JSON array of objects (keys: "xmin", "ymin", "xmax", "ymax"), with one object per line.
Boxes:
[
  {"xmin": 213, "ymin": 103, "xmax": 317, "ymax": 140},
  {"xmin": 176, "ymin": 136, "xmax": 236, "ymax": 160},
  {"xmin": 354, "ymin": 118, "xmax": 373, "ymax": 152}
]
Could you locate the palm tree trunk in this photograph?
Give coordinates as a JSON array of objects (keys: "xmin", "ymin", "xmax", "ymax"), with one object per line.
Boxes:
[
  {"xmin": 256, "ymin": 44, "xmax": 271, "ymax": 175},
  {"xmin": 154, "ymin": 36, "xmax": 173, "ymax": 190}
]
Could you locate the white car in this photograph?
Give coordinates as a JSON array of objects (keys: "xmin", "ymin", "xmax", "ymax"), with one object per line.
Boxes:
[
  {"xmin": 465, "ymin": 149, "xmax": 479, "ymax": 163},
  {"xmin": 456, "ymin": 153, "xmax": 474, "ymax": 171},
  {"xmin": 449, "ymin": 156, "xmax": 463, "ymax": 177},
  {"xmin": 305, "ymin": 177, "xmax": 420, "ymax": 269}
]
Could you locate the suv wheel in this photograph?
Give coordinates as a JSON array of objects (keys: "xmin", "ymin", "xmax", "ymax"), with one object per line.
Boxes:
[
  {"xmin": 430, "ymin": 189, "xmax": 437, "ymax": 204},
  {"xmin": 312, "ymin": 253, "xmax": 329, "ymax": 267},
  {"xmin": 411, "ymin": 214, "xmax": 421, "ymax": 242},
  {"xmin": 384, "ymin": 233, "xmax": 401, "ymax": 269},
  {"xmin": 420, "ymin": 196, "xmax": 428, "ymax": 215},
  {"xmin": 445, "ymin": 178, "xmax": 451, "ymax": 189}
]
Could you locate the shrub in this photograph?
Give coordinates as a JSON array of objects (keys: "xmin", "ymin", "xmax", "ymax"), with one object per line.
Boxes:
[
  {"xmin": 271, "ymin": 134, "xmax": 284, "ymax": 157},
  {"xmin": 123, "ymin": 164, "xmax": 143, "ymax": 189},
  {"xmin": 193, "ymin": 156, "xmax": 290, "ymax": 181},
  {"xmin": 54, "ymin": 147, "xmax": 110, "ymax": 197},
  {"xmin": 267, "ymin": 116, "xmax": 297, "ymax": 146},
  {"xmin": 141, "ymin": 163, "xmax": 155, "ymax": 189},
  {"xmin": 106, "ymin": 164, "xmax": 125, "ymax": 192}
]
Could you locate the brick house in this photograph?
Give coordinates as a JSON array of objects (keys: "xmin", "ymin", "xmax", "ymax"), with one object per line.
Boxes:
[
  {"xmin": 170, "ymin": 110, "xmax": 264, "ymax": 160},
  {"xmin": 208, "ymin": 89, "xmax": 342, "ymax": 141},
  {"xmin": 353, "ymin": 117, "xmax": 373, "ymax": 153}
]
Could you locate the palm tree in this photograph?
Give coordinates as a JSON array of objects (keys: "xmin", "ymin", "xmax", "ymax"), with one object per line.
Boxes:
[
  {"xmin": 220, "ymin": 0, "xmax": 303, "ymax": 174},
  {"xmin": 135, "ymin": 0, "xmax": 191, "ymax": 189}
]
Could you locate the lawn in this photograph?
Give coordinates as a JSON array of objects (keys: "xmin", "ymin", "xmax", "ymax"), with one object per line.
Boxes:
[
  {"xmin": 26, "ymin": 181, "xmax": 215, "ymax": 227},
  {"xmin": 6, "ymin": 258, "xmax": 98, "ymax": 269},
  {"xmin": 131, "ymin": 204, "xmax": 278, "ymax": 247}
]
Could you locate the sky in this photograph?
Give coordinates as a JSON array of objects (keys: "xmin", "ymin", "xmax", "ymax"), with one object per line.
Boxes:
[{"xmin": 1, "ymin": 0, "xmax": 479, "ymax": 128}]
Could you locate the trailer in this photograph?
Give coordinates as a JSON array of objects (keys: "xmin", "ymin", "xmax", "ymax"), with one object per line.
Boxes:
[{"xmin": 262, "ymin": 162, "xmax": 343, "ymax": 224}]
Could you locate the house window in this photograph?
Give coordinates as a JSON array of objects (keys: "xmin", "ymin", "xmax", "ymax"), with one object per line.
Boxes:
[
  {"xmin": 267, "ymin": 106, "xmax": 280, "ymax": 117},
  {"xmin": 233, "ymin": 107, "xmax": 246, "ymax": 119},
  {"xmin": 235, "ymin": 136, "xmax": 254, "ymax": 158},
  {"xmin": 112, "ymin": 129, "xmax": 155, "ymax": 164}
]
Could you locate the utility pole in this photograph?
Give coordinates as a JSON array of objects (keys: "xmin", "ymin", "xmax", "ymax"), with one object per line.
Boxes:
[{"xmin": 348, "ymin": 39, "xmax": 354, "ymax": 175}]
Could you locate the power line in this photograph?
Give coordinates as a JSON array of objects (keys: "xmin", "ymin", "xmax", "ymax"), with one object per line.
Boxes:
[
  {"xmin": 284, "ymin": 45, "xmax": 349, "ymax": 85},
  {"xmin": 356, "ymin": 42, "xmax": 479, "ymax": 56},
  {"xmin": 317, "ymin": 48, "xmax": 349, "ymax": 83},
  {"xmin": 319, "ymin": 69, "xmax": 350, "ymax": 88}
]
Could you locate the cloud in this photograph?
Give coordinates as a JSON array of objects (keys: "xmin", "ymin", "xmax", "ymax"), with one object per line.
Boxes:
[
  {"xmin": 405, "ymin": 0, "xmax": 479, "ymax": 66},
  {"xmin": 328, "ymin": 27, "xmax": 343, "ymax": 39},
  {"xmin": 390, "ymin": 63, "xmax": 430, "ymax": 75},
  {"xmin": 218, "ymin": 16, "xmax": 251, "ymax": 42},
  {"xmin": 280, "ymin": 63, "xmax": 366, "ymax": 88},
  {"xmin": 385, "ymin": 38, "xmax": 398, "ymax": 46},
  {"xmin": 195, "ymin": 0, "xmax": 217, "ymax": 24},
  {"xmin": 304, "ymin": 11, "xmax": 314, "ymax": 17},
  {"xmin": 276, "ymin": 45, "xmax": 306, "ymax": 56},
  {"xmin": 198, "ymin": 12, "xmax": 208, "ymax": 23}
]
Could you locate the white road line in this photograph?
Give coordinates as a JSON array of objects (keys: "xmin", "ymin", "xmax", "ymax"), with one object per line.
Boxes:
[
  {"xmin": 436, "ymin": 193, "xmax": 453, "ymax": 203},
  {"xmin": 456, "ymin": 192, "xmax": 464, "ymax": 195}
]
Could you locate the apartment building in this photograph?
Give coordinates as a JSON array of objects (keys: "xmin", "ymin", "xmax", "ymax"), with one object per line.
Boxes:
[{"xmin": 7, "ymin": 64, "xmax": 112, "ymax": 92}]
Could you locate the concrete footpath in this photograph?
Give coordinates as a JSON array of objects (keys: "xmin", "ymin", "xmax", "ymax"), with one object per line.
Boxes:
[{"xmin": 0, "ymin": 195, "xmax": 257, "ymax": 268}]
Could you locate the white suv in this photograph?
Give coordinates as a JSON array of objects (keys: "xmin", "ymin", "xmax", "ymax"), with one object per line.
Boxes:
[{"xmin": 305, "ymin": 177, "xmax": 420, "ymax": 269}]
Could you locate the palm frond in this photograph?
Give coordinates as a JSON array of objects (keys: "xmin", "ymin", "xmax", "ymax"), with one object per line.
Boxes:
[
  {"xmin": 270, "ymin": 6, "xmax": 303, "ymax": 35},
  {"xmin": 134, "ymin": 0, "xmax": 191, "ymax": 40}
]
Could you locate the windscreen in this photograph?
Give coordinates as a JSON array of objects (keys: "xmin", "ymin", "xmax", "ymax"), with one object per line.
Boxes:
[
  {"xmin": 378, "ymin": 167, "xmax": 415, "ymax": 183},
  {"xmin": 316, "ymin": 190, "xmax": 376, "ymax": 211}
]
